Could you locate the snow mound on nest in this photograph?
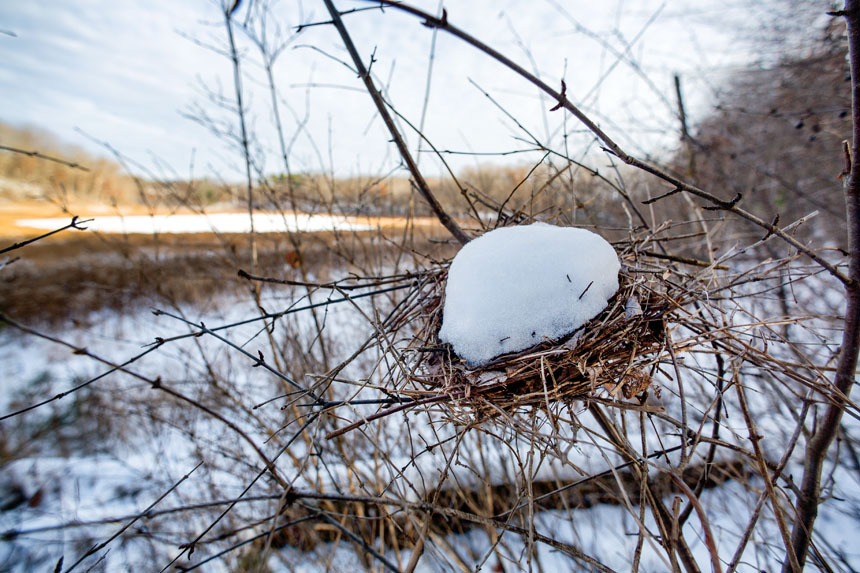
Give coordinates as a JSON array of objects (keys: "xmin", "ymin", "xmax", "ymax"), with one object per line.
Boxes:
[{"xmin": 439, "ymin": 223, "xmax": 620, "ymax": 366}]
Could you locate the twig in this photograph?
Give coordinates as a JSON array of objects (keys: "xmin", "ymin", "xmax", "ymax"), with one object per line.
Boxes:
[
  {"xmin": 727, "ymin": 394, "xmax": 812, "ymax": 572},
  {"xmin": 0, "ymin": 216, "xmax": 92, "ymax": 255},
  {"xmin": 0, "ymin": 283, "xmax": 412, "ymax": 421},
  {"xmin": 64, "ymin": 462, "xmax": 204, "ymax": 573},
  {"xmin": 151, "ymin": 308, "xmax": 320, "ymax": 401},
  {"xmin": 285, "ymin": 490, "xmax": 613, "ymax": 571},
  {"xmin": 317, "ymin": 512, "xmax": 402, "ymax": 573},
  {"xmin": 162, "ymin": 413, "xmax": 318, "ymax": 567},
  {"xmin": 146, "ymin": 282, "xmax": 417, "ymax": 349},
  {"xmin": 0, "ymin": 144, "xmax": 90, "ymax": 171},
  {"xmin": 177, "ymin": 515, "xmax": 319, "ymax": 571},
  {"xmin": 321, "ymin": 0, "xmax": 470, "ymax": 245},
  {"xmin": 640, "ymin": 250, "xmax": 729, "ymax": 270},
  {"xmin": 239, "ymin": 266, "xmax": 423, "ymax": 290},
  {"xmin": 0, "ymin": 325, "xmax": 163, "ymax": 421},
  {"xmin": 240, "ymin": 5, "xmax": 334, "ymax": 371},
  {"xmin": 325, "ymin": 393, "xmax": 447, "ymax": 440},
  {"xmin": 668, "ymin": 474, "xmax": 722, "ymax": 573},
  {"xmin": 784, "ymin": 1, "xmax": 860, "ymax": 569},
  {"xmin": 363, "ymin": 0, "xmax": 850, "ymax": 285},
  {"xmin": 673, "ymin": 74, "xmax": 697, "ymax": 179},
  {"xmin": 0, "ymin": 314, "xmax": 287, "ymax": 491},
  {"xmin": 295, "ymin": 6, "xmax": 381, "ymax": 31},
  {"xmin": 734, "ymin": 368, "xmax": 799, "ymax": 572}
]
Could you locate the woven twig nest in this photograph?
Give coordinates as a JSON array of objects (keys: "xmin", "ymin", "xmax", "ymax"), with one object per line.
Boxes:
[{"xmin": 404, "ymin": 255, "xmax": 684, "ymax": 417}]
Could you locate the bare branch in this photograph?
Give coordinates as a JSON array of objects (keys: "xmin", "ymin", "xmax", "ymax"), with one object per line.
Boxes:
[
  {"xmin": 321, "ymin": 0, "xmax": 471, "ymax": 245},
  {"xmin": 0, "ymin": 216, "xmax": 92, "ymax": 255},
  {"xmin": 364, "ymin": 0, "xmax": 850, "ymax": 284},
  {"xmin": 0, "ymin": 144, "xmax": 90, "ymax": 171},
  {"xmin": 784, "ymin": 1, "xmax": 860, "ymax": 569}
]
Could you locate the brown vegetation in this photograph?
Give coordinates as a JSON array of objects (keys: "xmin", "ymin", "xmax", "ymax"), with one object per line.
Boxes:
[
  {"xmin": 3, "ymin": 2, "xmax": 860, "ymax": 572},
  {"xmin": 0, "ymin": 122, "xmax": 140, "ymax": 205},
  {"xmin": 686, "ymin": 17, "xmax": 852, "ymax": 247}
]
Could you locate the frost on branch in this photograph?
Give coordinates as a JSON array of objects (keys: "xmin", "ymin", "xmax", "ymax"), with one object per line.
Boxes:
[{"xmin": 438, "ymin": 223, "xmax": 621, "ymax": 366}]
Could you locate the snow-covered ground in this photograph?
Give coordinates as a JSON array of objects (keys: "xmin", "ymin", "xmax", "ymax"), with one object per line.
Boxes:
[
  {"xmin": 16, "ymin": 212, "xmax": 379, "ymax": 234},
  {"xmin": 1, "ymin": 255, "xmax": 859, "ymax": 572}
]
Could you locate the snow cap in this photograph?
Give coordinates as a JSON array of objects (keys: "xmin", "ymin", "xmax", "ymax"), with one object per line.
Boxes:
[{"xmin": 439, "ymin": 222, "xmax": 620, "ymax": 366}]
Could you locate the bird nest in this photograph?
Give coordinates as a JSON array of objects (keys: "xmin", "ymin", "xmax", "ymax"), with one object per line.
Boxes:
[{"xmin": 400, "ymin": 251, "xmax": 695, "ymax": 419}]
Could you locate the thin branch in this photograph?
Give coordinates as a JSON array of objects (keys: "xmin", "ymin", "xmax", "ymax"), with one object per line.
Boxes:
[
  {"xmin": 0, "ymin": 216, "xmax": 92, "ymax": 255},
  {"xmin": 0, "ymin": 144, "xmax": 90, "ymax": 171},
  {"xmin": 0, "ymin": 314, "xmax": 287, "ymax": 490},
  {"xmin": 177, "ymin": 515, "xmax": 319, "ymax": 571},
  {"xmin": 735, "ymin": 370, "xmax": 799, "ymax": 572},
  {"xmin": 151, "ymin": 307, "xmax": 320, "ymax": 401},
  {"xmin": 321, "ymin": 0, "xmax": 470, "ymax": 245},
  {"xmin": 317, "ymin": 512, "xmax": 402, "ymax": 573},
  {"xmin": 64, "ymin": 462, "xmax": 204, "ymax": 573},
  {"xmin": 668, "ymin": 474, "xmax": 722, "ymax": 573},
  {"xmin": 285, "ymin": 489, "xmax": 614, "ymax": 571},
  {"xmin": 639, "ymin": 250, "xmax": 729, "ymax": 270},
  {"xmin": 363, "ymin": 0, "xmax": 850, "ymax": 285},
  {"xmin": 784, "ymin": 1, "xmax": 860, "ymax": 569},
  {"xmin": 162, "ymin": 413, "xmax": 319, "ymax": 567},
  {"xmin": 223, "ymin": 2, "xmax": 258, "ymax": 269}
]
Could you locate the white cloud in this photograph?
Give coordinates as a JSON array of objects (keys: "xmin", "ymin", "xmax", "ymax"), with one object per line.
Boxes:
[{"xmin": 0, "ymin": 0, "xmax": 790, "ymax": 180}]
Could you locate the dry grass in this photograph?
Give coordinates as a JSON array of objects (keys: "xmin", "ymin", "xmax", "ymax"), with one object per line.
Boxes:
[
  {"xmin": 0, "ymin": 199, "xmax": 450, "ymax": 324},
  {"xmin": 2, "ymin": 3, "xmax": 857, "ymax": 571}
]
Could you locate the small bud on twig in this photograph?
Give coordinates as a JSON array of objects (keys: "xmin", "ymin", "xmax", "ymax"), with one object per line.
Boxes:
[
  {"xmin": 549, "ymin": 79, "xmax": 567, "ymax": 111},
  {"xmin": 252, "ymin": 350, "xmax": 266, "ymax": 367}
]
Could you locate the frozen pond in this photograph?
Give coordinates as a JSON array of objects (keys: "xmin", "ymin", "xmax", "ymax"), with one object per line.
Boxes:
[{"xmin": 17, "ymin": 211, "xmax": 379, "ymax": 234}]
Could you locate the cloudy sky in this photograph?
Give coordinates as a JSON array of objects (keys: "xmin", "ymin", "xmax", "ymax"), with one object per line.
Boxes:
[{"xmin": 0, "ymin": 0, "xmax": 828, "ymax": 180}]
